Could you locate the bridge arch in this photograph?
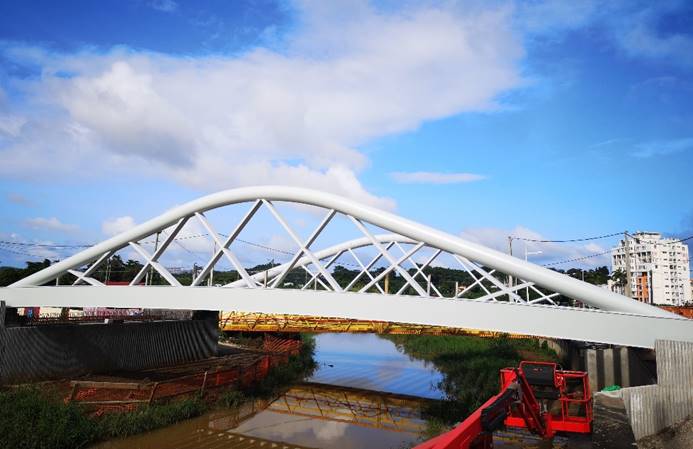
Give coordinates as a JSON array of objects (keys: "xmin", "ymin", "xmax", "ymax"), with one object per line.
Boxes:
[{"xmin": 3, "ymin": 186, "xmax": 691, "ymax": 348}]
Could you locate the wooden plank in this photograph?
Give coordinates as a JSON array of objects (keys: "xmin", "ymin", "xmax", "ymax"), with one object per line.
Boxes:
[
  {"xmin": 70, "ymin": 380, "xmax": 150, "ymax": 390},
  {"xmin": 78, "ymin": 400, "xmax": 149, "ymax": 405}
]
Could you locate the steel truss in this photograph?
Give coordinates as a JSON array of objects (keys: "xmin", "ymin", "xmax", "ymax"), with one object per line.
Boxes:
[{"xmin": 3, "ymin": 186, "xmax": 690, "ymax": 348}]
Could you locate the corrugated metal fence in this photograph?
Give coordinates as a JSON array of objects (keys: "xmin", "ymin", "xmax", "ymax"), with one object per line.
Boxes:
[
  {"xmin": 621, "ymin": 339, "xmax": 693, "ymax": 439},
  {"xmin": 0, "ymin": 320, "xmax": 217, "ymax": 384}
]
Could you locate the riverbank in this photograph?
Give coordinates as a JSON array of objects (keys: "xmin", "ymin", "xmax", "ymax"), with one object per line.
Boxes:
[
  {"xmin": 0, "ymin": 334, "xmax": 316, "ymax": 449},
  {"xmin": 383, "ymin": 334, "xmax": 559, "ymax": 437}
]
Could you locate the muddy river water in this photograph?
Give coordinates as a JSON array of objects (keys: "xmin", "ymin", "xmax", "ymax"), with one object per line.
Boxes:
[{"xmin": 92, "ymin": 334, "xmax": 584, "ymax": 449}]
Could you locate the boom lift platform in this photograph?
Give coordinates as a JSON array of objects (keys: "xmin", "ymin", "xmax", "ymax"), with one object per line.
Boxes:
[{"xmin": 415, "ymin": 361, "xmax": 592, "ymax": 449}]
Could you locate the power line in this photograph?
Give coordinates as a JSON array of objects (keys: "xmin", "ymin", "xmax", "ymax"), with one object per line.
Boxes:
[
  {"xmin": 542, "ymin": 249, "xmax": 615, "ymax": 267},
  {"xmin": 541, "ymin": 234, "xmax": 693, "ymax": 267},
  {"xmin": 510, "ymin": 231, "xmax": 623, "ymax": 243},
  {"xmin": 0, "ymin": 240, "xmax": 91, "ymax": 248},
  {"xmin": 0, "ymin": 244, "xmax": 47, "ymax": 259}
]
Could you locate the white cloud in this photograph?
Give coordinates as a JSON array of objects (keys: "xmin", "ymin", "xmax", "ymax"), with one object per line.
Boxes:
[
  {"xmin": 102, "ymin": 216, "xmax": 136, "ymax": 236},
  {"xmin": 25, "ymin": 217, "xmax": 79, "ymax": 233},
  {"xmin": 0, "ymin": 2, "xmax": 523, "ymax": 210},
  {"xmin": 460, "ymin": 225, "xmax": 612, "ymax": 269},
  {"xmin": 632, "ymin": 137, "xmax": 693, "ymax": 158},
  {"xmin": 148, "ymin": 0, "xmax": 177, "ymax": 13},
  {"xmin": 6, "ymin": 192, "xmax": 32, "ymax": 206},
  {"xmin": 390, "ymin": 171, "xmax": 485, "ymax": 184},
  {"xmin": 513, "ymin": 1, "xmax": 693, "ymax": 70},
  {"xmin": 615, "ymin": 6, "xmax": 693, "ymax": 68}
]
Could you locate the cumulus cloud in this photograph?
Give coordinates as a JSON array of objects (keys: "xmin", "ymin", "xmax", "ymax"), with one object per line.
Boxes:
[
  {"xmin": 390, "ymin": 171, "xmax": 485, "ymax": 184},
  {"xmin": 25, "ymin": 217, "xmax": 79, "ymax": 233},
  {"xmin": 102, "ymin": 216, "xmax": 136, "ymax": 236},
  {"xmin": 0, "ymin": 2, "xmax": 523, "ymax": 210},
  {"xmin": 460, "ymin": 225, "xmax": 613, "ymax": 268}
]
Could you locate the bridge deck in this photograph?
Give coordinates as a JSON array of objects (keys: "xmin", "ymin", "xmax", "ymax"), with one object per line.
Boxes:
[{"xmin": 3, "ymin": 287, "xmax": 692, "ymax": 348}]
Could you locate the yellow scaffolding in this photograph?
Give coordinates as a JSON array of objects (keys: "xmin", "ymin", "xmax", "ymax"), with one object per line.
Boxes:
[{"xmin": 220, "ymin": 311, "xmax": 523, "ymax": 338}]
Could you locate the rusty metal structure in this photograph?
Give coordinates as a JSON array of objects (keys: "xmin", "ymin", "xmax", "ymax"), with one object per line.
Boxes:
[{"xmin": 220, "ymin": 311, "xmax": 522, "ymax": 337}]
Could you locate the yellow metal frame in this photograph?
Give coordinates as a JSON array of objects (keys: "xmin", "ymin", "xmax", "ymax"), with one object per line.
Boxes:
[{"xmin": 220, "ymin": 311, "xmax": 525, "ymax": 338}]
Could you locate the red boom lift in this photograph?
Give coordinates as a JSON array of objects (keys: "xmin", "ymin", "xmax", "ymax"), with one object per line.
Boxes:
[{"xmin": 415, "ymin": 361, "xmax": 592, "ymax": 449}]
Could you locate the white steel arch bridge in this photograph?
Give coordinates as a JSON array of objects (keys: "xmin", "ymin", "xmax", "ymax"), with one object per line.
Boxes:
[{"xmin": 2, "ymin": 186, "xmax": 691, "ymax": 349}]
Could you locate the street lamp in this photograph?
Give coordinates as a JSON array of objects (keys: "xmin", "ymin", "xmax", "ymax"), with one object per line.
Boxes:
[{"xmin": 525, "ymin": 247, "xmax": 543, "ymax": 301}]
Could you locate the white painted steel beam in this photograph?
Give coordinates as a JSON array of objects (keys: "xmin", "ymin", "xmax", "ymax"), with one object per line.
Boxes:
[
  {"xmin": 1, "ymin": 287, "xmax": 690, "ymax": 349},
  {"xmin": 5, "ymin": 185, "xmax": 678, "ymax": 318}
]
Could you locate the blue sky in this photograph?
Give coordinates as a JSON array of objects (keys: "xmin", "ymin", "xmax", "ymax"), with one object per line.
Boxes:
[{"xmin": 0, "ymin": 0, "xmax": 692, "ymax": 269}]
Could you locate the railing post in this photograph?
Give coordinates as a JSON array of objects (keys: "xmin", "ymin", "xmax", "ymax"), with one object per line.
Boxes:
[
  {"xmin": 148, "ymin": 382, "xmax": 159, "ymax": 405},
  {"xmin": 68, "ymin": 382, "xmax": 79, "ymax": 403},
  {"xmin": 200, "ymin": 371, "xmax": 208, "ymax": 395}
]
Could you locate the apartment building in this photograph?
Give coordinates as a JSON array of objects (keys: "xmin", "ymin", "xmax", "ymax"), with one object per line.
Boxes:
[{"xmin": 611, "ymin": 232, "xmax": 691, "ymax": 306}]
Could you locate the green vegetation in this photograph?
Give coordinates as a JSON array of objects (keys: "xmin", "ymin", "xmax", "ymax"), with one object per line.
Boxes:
[
  {"xmin": 0, "ymin": 387, "xmax": 97, "ymax": 449},
  {"xmin": 384, "ymin": 334, "xmax": 558, "ymax": 428},
  {"xmin": 0, "ymin": 387, "xmax": 208, "ymax": 449},
  {"xmin": 0, "ymin": 259, "xmax": 56, "ymax": 287},
  {"xmin": 0, "ymin": 334, "xmax": 316, "ymax": 449},
  {"xmin": 95, "ymin": 398, "xmax": 207, "ymax": 440}
]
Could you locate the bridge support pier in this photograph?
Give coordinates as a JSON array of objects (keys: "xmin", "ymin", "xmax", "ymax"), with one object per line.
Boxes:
[
  {"xmin": 620, "ymin": 340, "xmax": 693, "ymax": 440},
  {"xmin": 582, "ymin": 346, "xmax": 655, "ymax": 392}
]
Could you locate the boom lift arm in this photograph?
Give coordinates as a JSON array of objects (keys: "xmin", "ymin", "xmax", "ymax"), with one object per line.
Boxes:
[{"xmin": 414, "ymin": 362, "xmax": 592, "ymax": 449}]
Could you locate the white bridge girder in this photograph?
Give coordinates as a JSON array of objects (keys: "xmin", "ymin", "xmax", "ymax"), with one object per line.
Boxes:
[
  {"xmin": 2, "ymin": 286, "xmax": 690, "ymax": 349},
  {"xmin": 2, "ymin": 185, "xmax": 691, "ymax": 348}
]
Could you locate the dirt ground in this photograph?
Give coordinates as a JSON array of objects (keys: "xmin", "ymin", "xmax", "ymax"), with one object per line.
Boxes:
[{"xmin": 637, "ymin": 417, "xmax": 693, "ymax": 449}]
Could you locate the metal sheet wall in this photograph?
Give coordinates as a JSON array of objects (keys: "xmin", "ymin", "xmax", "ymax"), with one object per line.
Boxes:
[{"xmin": 0, "ymin": 320, "xmax": 217, "ymax": 384}]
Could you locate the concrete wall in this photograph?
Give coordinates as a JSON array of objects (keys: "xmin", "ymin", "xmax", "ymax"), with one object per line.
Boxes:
[
  {"xmin": 620, "ymin": 340, "xmax": 693, "ymax": 440},
  {"xmin": 583, "ymin": 346, "xmax": 655, "ymax": 392},
  {"xmin": 0, "ymin": 319, "xmax": 217, "ymax": 384}
]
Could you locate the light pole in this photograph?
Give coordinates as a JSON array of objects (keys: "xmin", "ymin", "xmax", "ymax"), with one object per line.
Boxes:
[{"xmin": 525, "ymin": 246, "xmax": 543, "ymax": 301}]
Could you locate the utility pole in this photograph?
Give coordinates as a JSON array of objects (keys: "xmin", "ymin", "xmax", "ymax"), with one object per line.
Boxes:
[
  {"xmin": 209, "ymin": 242, "xmax": 215, "ymax": 287},
  {"xmin": 149, "ymin": 232, "xmax": 160, "ymax": 286},
  {"xmin": 507, "ymin": 236, "xmax": 514, "ymax": 288},
  {"xmin": 624, "ymin": 231, "xmax": 632, "ymax": 299}
]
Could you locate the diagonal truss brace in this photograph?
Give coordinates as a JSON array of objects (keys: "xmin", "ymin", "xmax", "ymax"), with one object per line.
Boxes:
[
  {"xmin": 262, "ymin": 200, "xmax": 342, "ymax": 292},
  {"xmin": 270, "ymin": 208, "xmax": 336, "ymax": 289},
  {"xmin": 349, "ymin": 216, "xmax": 427, "ymax": 297},
  {"xmin": 192, "ymin": 201, "xmax": 262, "ymax": 287},
  {"xmin": 455, "ymin": 256, "xmax": 495, "ymax": 299},
  {"xmin": 194, "ymin": 212, "xmax": 258, "ymax": 288},
  {"xmin": 68, "ymin": 270, "xmax": 105, "ymax": 286},
  {"xmin": 128, "ymin": 242, "xmax": 181, "ymax": 286},
  {"xmin": 301, "ymin": 250, "xmax": 345, "ymax": 291},
  {"xmin": 359, "ymin": 242, "xmax": 425, "ymax": 294},
  {"xmin": 454, "ymin": 255, "xmax": 524, "ymax": 302},
  {"xmin": 70, "ymin": 250, "xmax": 114, "ymax": 286},
  {"xmin": 344, "ymin": 242, "xmax": 396, "ymax": 292},
  {"xmin": 129, "ymin": 217, "xmax": 190, "ymax": 286},
  {"xmin": 393, "ymin": 243, "xmax": 443, "ymax": 297},
  {"xmin": 346, "ymin": 248, "xmax": 386, "ymax": 294}
]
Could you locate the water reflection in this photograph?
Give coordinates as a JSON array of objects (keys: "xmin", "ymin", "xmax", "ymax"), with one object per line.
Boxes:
[
  {"xmin": 92, "ymin": 334, "xmax": 442, "ymax": 449},
  {"xmin": 309, "ymin": 333, "xmax": 445, "ymax": 399},
  {"xmin": 93, "ymin": 383, "xmax": 426, "ymax": 449},
  {"xmin": 91, "ymin": 334, "xmax": 584, "ymax": 449}
]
